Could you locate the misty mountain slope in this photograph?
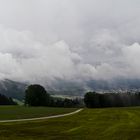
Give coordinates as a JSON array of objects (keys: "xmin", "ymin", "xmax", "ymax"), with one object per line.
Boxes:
[
  {"xmin": 47, "ymin": 79, "xmax": 140, "ymax": 95},
  {"xmin": 0, "ymin": 79, "xmax": 27, "ymax": 100},
  {"xmin": 86, "ymin": 79, "xmax": 140, "ymax": 92},
  {"xmin": 1, "ymin": 79, "xmax": 140, "ymax": 100}
]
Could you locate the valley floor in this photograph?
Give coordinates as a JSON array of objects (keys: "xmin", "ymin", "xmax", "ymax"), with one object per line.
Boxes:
[{"xmin": 0, "ymin": 106, "xmax": 140, "ymax": 140}]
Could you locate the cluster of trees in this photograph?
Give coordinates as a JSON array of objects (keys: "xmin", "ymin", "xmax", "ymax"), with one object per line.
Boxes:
[
  {"xmin": 84, "ymin": 92, "xmax": 140, "ymax": 108},
  {"xmin": 24, "ymin": 84, "xmax": 140, "ymax": 108},
  {"xmin": 49, "ymin": 97, "xmax": 82, "ymax": 108},
  {"xmin": 25, "ymin": 84, "xmax": 82, "ymax": 107},
  {"xmin": 3, "ymin": 83, "xmax": 140, "ymax": 108},
  {"xmin": 0, "ymin": 94, "xmax": 16, "ymax": 105}
]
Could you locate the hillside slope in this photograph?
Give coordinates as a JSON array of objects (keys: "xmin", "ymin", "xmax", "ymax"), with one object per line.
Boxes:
[{"xmin": 0, "ymin": 79, "xmax": 27, "ymax": 100}]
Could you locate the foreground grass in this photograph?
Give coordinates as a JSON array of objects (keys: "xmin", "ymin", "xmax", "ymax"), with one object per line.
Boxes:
[
  {"xmin": 0, "ymin": 106, "xmax": 77, "ymax": 120},
  {"xmin": 1, "ymin": 107, "xmax": 140, "ymax": 140}
]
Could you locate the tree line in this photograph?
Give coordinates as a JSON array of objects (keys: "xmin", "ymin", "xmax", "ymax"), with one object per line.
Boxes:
[
  {"xmin": 25, "ymin": 84, "xmax": 83, "ymax": 107},
  {"xmin": 25, "ymin": 85, "xmax": 140, "ymax": 108},
  {"xmin": 2, "ymin": 83, "xmax": 140, "ymax": 108},
  {"xmin": 84, "ymin": 92, "xmax": 140, "ymax": 108},
  {"xmin": 0, "ymin": 94, "xmax": 16, "ymax": 105}
]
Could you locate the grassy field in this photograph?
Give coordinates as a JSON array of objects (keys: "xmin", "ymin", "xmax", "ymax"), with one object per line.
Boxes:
[
  {"xmin": 0, "ymin": 106, "xmax": 77, "ymax": 120},
  {"xmin": 1, "ymin": 107, "xmax": 140, "ymax": 140}
]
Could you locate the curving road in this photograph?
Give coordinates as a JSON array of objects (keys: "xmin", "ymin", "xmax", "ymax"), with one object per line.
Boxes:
[{"xmin": 0, "ymin": 109, "xmax": 83, "ymax": 123}]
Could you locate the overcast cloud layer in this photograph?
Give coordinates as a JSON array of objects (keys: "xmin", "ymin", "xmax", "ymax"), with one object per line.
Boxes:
[{"xmin": 0, "ymin": 0, "xmax": 140, "ymax": 87}]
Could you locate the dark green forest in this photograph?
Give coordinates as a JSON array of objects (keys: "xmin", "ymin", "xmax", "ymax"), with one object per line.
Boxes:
[{"xmin": 84, "ymin": 92, "xmax": 140, "ymax": 108}]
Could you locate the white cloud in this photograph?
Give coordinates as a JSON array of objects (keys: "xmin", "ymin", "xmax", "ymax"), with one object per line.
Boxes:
[
  {"xmin": 0, "ymin": 1, "xmax": 140, "ymax": 88},
  {"xmin": 0, "ymin": 24, "xmax": 140, "ymax": 86},
  {"xmin": 122, "ymin": 43, "xmax": 140, "ymax": 78},
  {"xmin": 0, "ymin": 25, "xmax": 100, "ymax": 84}
]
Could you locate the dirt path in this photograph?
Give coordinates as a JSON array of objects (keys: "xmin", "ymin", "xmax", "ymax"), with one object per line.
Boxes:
[{"xmin": 0, "ymin": 109, "xmax": 83, "ymax": 123}]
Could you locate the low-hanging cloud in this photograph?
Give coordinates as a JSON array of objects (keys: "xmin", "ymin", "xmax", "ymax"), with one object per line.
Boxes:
[
  {"xmin": 0, "ymin": 25, "xmax": 140, "ymax": 86},
  {"xmin": 0, "ymin": 25, "xmax": 99, "ymax": 84},
  {"xmin": 0, "ymin": 0, "xmax": 140, "ymax": 89}
]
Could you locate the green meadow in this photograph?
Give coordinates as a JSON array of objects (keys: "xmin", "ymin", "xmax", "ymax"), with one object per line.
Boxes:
[
  {"xmin": 1, "ymin": 106, "xmax": 140, "ymax": 140},
  {"xmin": 0, "ymin": 106, "xmax": 77, "ymax": 120}
]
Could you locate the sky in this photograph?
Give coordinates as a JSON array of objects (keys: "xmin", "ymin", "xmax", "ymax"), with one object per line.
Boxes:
[{"xmin": 0, "ymin": 0, "xmax": 140, "ymax": 87}]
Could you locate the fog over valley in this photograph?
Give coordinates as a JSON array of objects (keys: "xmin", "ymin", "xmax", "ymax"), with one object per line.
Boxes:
[{"xmin": 0, "ymin": 0, "xmax": 140, "ymax": 92}]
